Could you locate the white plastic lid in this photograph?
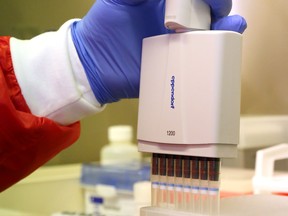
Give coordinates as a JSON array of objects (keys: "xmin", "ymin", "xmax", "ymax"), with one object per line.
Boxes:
[
  {"xmin": 134, "ymin": 181, "xmax": 151, "ymax": 204},
  {"xmin": 108, "ymin": 125, "xmax": 133, "ymax": 142}
]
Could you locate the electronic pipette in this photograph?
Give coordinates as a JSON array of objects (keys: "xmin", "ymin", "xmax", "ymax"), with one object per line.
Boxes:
[{"xmin": 137, "ymin": 0, "xmax": 242, "ymax": 215}]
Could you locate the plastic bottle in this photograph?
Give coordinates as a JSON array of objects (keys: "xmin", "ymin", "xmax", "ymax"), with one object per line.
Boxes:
[{"xmin": 100, "ymin": 125, "xmax": 142, "ymax": 165}]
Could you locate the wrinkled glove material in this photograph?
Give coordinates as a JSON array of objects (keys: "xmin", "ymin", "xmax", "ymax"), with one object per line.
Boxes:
[{"xmin": 71, "ymin": 0, "xmax": 247, "ymax": 104}]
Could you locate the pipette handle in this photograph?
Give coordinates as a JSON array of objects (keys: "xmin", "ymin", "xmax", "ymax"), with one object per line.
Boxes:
[{"xmin": 165, "ymin": 0, "xmax": 211, "ymax": 32}]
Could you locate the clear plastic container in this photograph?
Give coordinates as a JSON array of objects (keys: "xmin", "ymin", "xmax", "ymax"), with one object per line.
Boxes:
[
  {"xmin": 81, "ymin": 162, "xmax": 150, "ymax": 192},
  {"xmin": 81, "ymin": 162, "xmax": 151, "ymax": 215},
  {"xmin": 100, "ymin": 125, "xmax": 142, "ymax": 165}
]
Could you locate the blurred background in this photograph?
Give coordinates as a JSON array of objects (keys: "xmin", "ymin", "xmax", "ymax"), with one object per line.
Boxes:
[{"xmin": 1, "ymin": 0, "xmax": 288, "ymax": 166}]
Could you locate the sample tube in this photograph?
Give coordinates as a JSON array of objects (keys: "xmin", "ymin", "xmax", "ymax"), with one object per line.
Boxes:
[
  {"xmin": 191, "ymin": 157, "xmax": 200, "ymax": 213},
  {"xmin": 200, "ymin": 157, "xmax": 209, "ymax": 215},
  {"xmin": 167, "ymin": 155, "xmax": 175, "ymax": 208},
  {"xmin": 151, "ymin": 153, "xmax": 159, "ymax": 207},
  {"xmin": 208, "ymin": 158, "xmax": 221, "ymax": 216},
  {"xmin": 183, "ymin": 156, "xmax": 191, "ymax": 211},
  {"xmin": 159, "ymin": 154, "xmax": 167, "ymax": 207},
  {"xmin": 175, "ymin": 155, "xmax": 183, "ymax": 210}
]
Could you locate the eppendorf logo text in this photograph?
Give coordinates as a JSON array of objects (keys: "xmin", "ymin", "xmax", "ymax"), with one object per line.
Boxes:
[{"xmin": 170, "ymin": 76, "xmax": 175, "ymax": 109}]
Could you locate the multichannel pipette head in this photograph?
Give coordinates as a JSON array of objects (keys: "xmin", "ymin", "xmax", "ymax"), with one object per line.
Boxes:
[
  {"xmin": 137, "ymin": 0, "xmax": 241, "ymax": 159},
  {"xmin": 137, "ymin": 0, "xmax": 242, "ymax": 215}
]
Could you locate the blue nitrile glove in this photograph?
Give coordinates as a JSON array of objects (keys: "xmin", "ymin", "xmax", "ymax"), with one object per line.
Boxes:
[
  {"xmin": 203, "ymin": 0, "xmax": 247, "ymax": 33},
  {"xmin": 71, "ymin": 0, "xmax": 247, "ymax": 105}
]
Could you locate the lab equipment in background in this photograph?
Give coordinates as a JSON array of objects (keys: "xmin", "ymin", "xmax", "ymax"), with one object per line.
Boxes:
[
  {"xmin": 137, "ymin": 0, "xmax": 242, "ymax": 215},
  {"xmin": 100, "ymin": 125, "xmax": 142, "ymax": 165},
  {"xmin": 253, "ymin": 143, "xmax": 288, "ymax": 195},
  {"xmin": 71, "ymin": 180, "xmax": 151, "ymax": 216},
  {"xmin": 80, "ymin": 162, "xmax": 150, "ymax": 216},
  {"xmin": 134, "ymin": 181, "xmax": 152, "ymax": 216},
  {"xmin": 223, "ymin": 115, "xmax": 288, "ymax": 169},
  {"xmin": 90, "ymin": 196, "xmax": 104, "ymax": 216}
]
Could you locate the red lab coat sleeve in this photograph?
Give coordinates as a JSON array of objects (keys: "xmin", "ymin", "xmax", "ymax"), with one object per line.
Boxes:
[{"xmin": 0, "ymin": 36, "xmax": 80, "ymax": 192}]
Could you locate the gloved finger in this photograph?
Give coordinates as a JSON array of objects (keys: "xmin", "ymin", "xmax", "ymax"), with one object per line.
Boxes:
[
  {"xmin": 203, "ymin": 0, "xmax": 232, "ymax": 19},
  {"xmin": 212, "ymin": 15, "xmax": 247, "ymax": 34}
]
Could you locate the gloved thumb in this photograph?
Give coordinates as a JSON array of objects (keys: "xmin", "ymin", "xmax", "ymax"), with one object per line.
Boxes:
[{"xmin": 212, "ymin": 15, "xmax": 247, "ymax": 34}]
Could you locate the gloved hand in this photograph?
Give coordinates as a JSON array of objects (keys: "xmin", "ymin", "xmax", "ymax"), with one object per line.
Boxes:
[
  {"xmin": 203, "ymin": 0, "xmax": 247, "ymax": 32},
  {"xmin": 71, "ymin": 0, "xmax": 247, "ymax": 104}
]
